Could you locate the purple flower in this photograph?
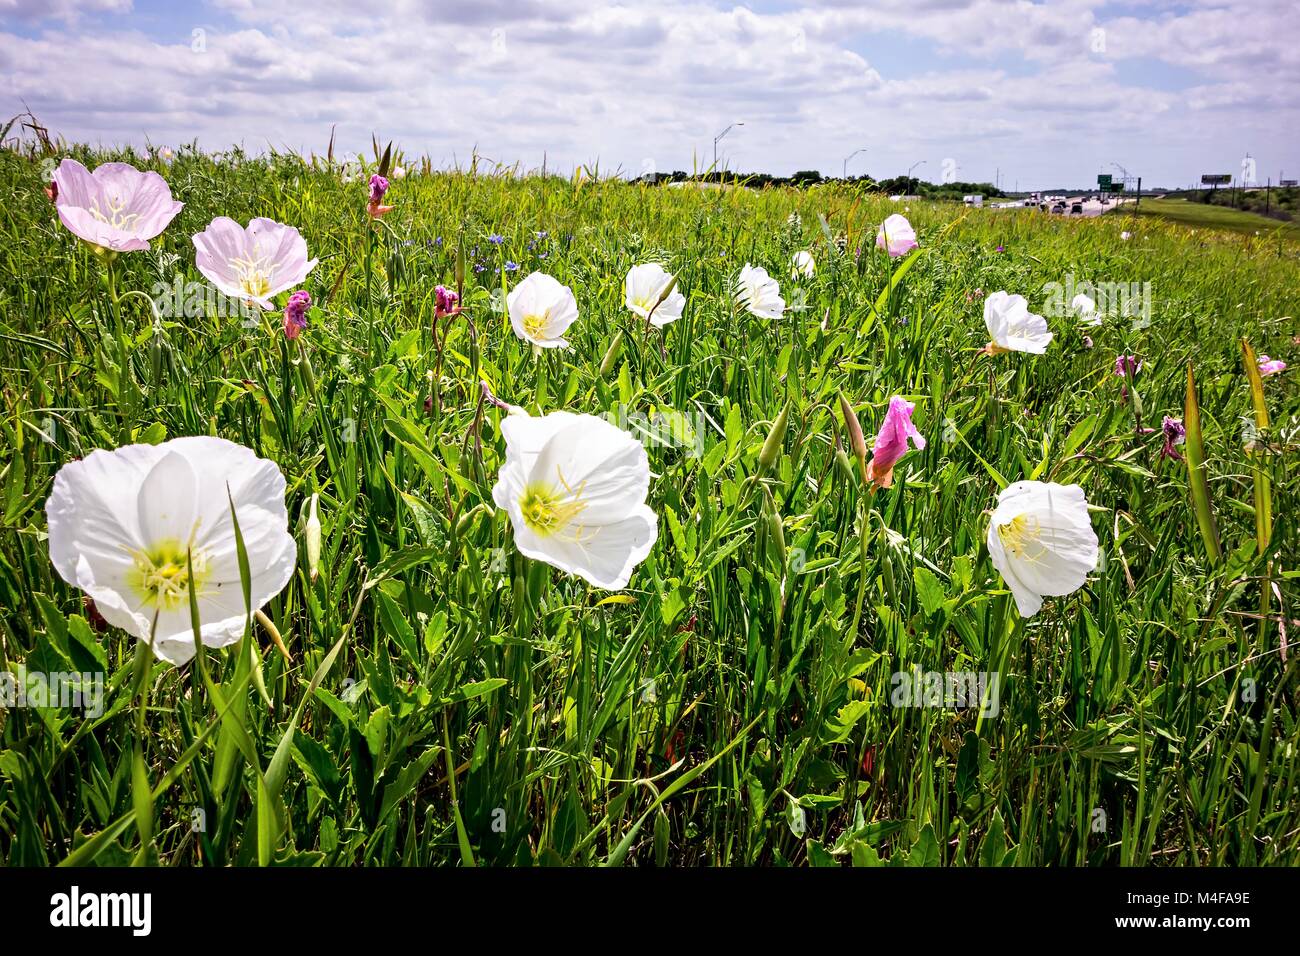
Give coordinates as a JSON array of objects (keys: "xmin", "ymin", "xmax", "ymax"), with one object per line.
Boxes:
[
  {"xmin": 283, "ymin": 290, "xmax": 311, "ymax": 340},
  {"xmin": 368, "ymin": 174, "xmax": 389, "ymax": 204},
  {"xmin": 504, "ymin": 260, "xmax": 519, "ymax": 272},
  {"xmin": 1160, "ymin": 415, "xmax": 1185, "ymax": 461},
  {"xmin": 535, "ymin": 230, "xmax": 548, "ymax": 239},
  {"xmin": 435, "ymin": 285, "xmax": 459, "ymax": 316},
  {"xmin": 473, "ymin": 262, "xmax": 486, "ymax": 274},
  {"xmin": 488, "ymin": 233, "xmax": 504, "ymax": 245},
  {"xmin": 995, "ymin": 245, "xmax": 1005, "ymax": 253},
  {"xmin": 866, "ymin": 396, "xmax": 926, "ymax": 489},
  {"xmin": 1259, "ymin": 354, "xmax": 1287, "ymax": 376},
  {"xmin": 1114, "ymin": 354, "xmax": 1142, "ymax": 378}
]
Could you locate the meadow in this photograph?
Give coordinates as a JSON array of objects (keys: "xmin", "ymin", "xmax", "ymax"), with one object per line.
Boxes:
[{"xmin": 0, "ymin": 143, "xmax": 1297, "ymax": 867}]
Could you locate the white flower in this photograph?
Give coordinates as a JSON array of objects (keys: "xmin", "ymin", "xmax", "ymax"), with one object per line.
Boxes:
[
  {"xmin": 392, "ymin": 166, "xmax": 406, "ymax": 179},
  {"xmin": 1120, "ymin": 231, "xmax": 1131, "ymax": 241},
  {"xmin": 984, "ymin": 290, "xmax": 1053, "ymax": 354},
  {"xmin": 624, "ymin": 263, "xmax": 685, "ymax": 327},
  {"xmin": 735, "ymin": 264, "xmax": 785, "ymax": 320},
  {"xmin": 491, "ymin": 411, "xmax": 657, "ymax": 589},
  {"xmin": 1071, "ymin": 293, "xmax": 1102, "ymax": 326},
  {"xmin": 987, "ymin": 481, "xmax": 1098, "ymax": 618},
  {"xmin": 508, "ymin": 271, "xmax": 579, "ymax": 349},
  {"xmin": 790, "ymin": 251, "xmax": 815, "ymax": 279},
  {"xmin": 45, "ymin": 437, "xmax": 297, "ymax": 665}
]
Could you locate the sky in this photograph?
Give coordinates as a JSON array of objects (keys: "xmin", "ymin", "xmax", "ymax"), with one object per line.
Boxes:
[{"xmin": 1, "ymin": 0, "xmax": 1297, "ymax": 190}]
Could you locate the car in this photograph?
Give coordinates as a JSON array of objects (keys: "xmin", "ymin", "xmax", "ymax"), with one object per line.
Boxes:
[
  {"xmin": 1070, "ymin": 202, "xmax": 1084, "ymax": 215},
  {"xmin": 1050, "ymin": 203, "xmax": 1067, "ymax": 214}
]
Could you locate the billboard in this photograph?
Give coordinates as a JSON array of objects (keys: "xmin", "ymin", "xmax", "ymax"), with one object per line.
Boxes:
[{"xmin": 1201, "ymin": 173, "xmax": 1232, "ymax": 185}]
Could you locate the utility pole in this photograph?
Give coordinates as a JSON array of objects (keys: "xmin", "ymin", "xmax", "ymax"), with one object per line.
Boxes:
[
  {"xmin": 842, "ymin": 147, "xmax": 868, "ymax": 180},
  {"xmin": 712, "ymin": 121, "xmax": 744, "ymax": 173}
]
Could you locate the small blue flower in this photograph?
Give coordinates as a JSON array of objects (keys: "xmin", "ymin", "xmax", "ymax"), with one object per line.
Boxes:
[
  {"xmin": 434, "ymin": 237, "xmax": 443, "ymax": 246},
  {"xmin": 473, "ymin": 262, "xmax": 486, "ymax": 273},
  {"xmin": 504, "ymin": 261, "xmax": 519, "ymax": 272},
  {"xmin": 535, "ymin": 230, "xmax": 548, "ymax": 240},
  {"xmin": 488, "ymin": 234, "xmax": 505, "ymax": 245}
]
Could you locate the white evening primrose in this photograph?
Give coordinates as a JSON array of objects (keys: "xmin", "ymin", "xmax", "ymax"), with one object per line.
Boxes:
[
  {"xmin": 192, "ymin": 217, "xmax": 317, "ymax": 311},
  {"xmin": 624, "ymin": 263, "xmax": 684, "ymax": 327},
  {"xmin": 983, "ymin": 290, "xmax": 1053, "ymax": 354},
  {"xmin": 736, "ymin": 264, "xmax": 785, "ymax": 320},
  {"xmin": 45, "ymin": 436, "xmax": 297, "ymax": 665},
  {"xmin": 507, "ymin": 271, "xmax": 579, "ymax": 348},
  {"xmin": 790, "ymin": 251, "xmax": 815, "ymax": 279},
  {"xmin": 1071, "ymin": 293, "xmax": 1102, "ymax": 326},
  {"xmin": 491, "ymin": 411, "xmax": 657, "ymax": 589},
  {"xmin": 986, "ymin": 480, "xmax": 1098, "ymax": 618}
]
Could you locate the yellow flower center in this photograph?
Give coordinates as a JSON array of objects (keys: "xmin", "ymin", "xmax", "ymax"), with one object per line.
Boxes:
[
  {"xmin": 522, "ymin": 311, "xmax": 550, "ymax": 341},
  {"xmin": 231, "ymin": 248, "xmax": 276, "ymax": 300},
  {"xmin": 88, "ymin": 195, "xmax": 141, "ymax": 231},
  {"xmin": 997, "ymin": 514, "xmax": 1046, "ymax": 561},
  {"xmin": 519, "ymin": 470, "xmax": 589, "ymax": 538},
  {"xmin": 126, "ymin": 539, "xmax": 211, "ymax": 611}
]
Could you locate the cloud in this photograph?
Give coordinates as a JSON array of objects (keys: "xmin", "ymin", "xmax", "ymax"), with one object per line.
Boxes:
[{"xmin": 1, "ymin": 0, "xmax": 1296, "ymax": 188}]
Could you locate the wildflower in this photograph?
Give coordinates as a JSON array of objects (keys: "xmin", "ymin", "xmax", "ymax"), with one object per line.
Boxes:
[
  {"xmin": 491, "ymin": 411, "xmax": 657, "ymax": 589},
  {"xmin": 507, "ymin": 271, "xmax": 579, "ymax": 348},
  {"xmin": 488, "ymin": 234, "xmax": 505, "ymax": 245},
  {"xmin": 982, "ymin": 291, "xmax": 1052, "ymax": 354},
  {"xmin": 51, "ymin": 158, "xmax": 183, "ymax": 254},
  {"xmin": 435, "ymin": 285, "xmax": 460, "ymax": 318},
  {"xmin": 193, "ymin": 217, "xmax": 318, "ymax": 311},
  {"xmin": 367, "ymin": 173, "xmax": 393, "ymax": 218},
  {"xmin": 1259, "ymin": 354, "xmax": 1287, "ymax": 376},
  {"xmin": 735, "ymin": 264, "xmax": 785, "ymax": 320},
  {"xmin": 1114, "ymin": 354, "xmax": 1142, "ymax": 378},
  {"xmin": 44, "ymin": 437, "xmax": 296, "ymax": 665},
  {"xmin": 283, "ymin": 289, "xmax": 311, "ymax": 339},
  {"xmin": 865, "ymin": 396, "xmax": 926, "ymax": 490},
  {"xmin": 1072, "ymin": 293, "xmax": 1102, "ymax": 326},
  {"xmin": 790, "ymin": 251, "xmax": 815, "ymax": 279},
  {"xmin": 625, "ymin": 263, "xmax": 685, "ymax": 327},
  {"xmin": 987, "ymin": 480, "xmax": 1098, "ymax": 618},
  {"xmin": 876, "ymin": 214, "xmax": 918, "ymax": 257},
  {"xmin": 504, "ymin": 260, "xmax": 519, "ymax": 272},
  {"xmin": 1160, "ymin": 416, "xmax": 1185, "ymax": 461}
]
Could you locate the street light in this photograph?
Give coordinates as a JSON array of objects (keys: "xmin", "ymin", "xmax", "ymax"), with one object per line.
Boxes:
[
  {"xmin": 907, "ymin": 160, "xmax": 926, "ymax": 196},
  {"xmin": 713, "ymin": 121, "xmax": 744, "ymax": 171},
  {"xmin": 843, "ymin": 147, "xmax": 868, "ymax": 180}
]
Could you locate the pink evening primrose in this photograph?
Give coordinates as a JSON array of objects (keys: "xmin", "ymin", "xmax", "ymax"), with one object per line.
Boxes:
[
  {"xmin": 1114, "ymin": 354, "xmax": 1142, "ymax": 377},
  {"xmin": 1258, "ymin": 355, "xmax": 1287, "ymax": 376},
  {"xmin": 1160, "ymin": 416, "xmax": 1185, "ymax": 461},
  {"xmin": 283, "ymin": 290, "xmax": 311, "ymax": 339},
  {"xmin": 52, "ymin": 158, "xmax": 183, "ymax": 254},
  {"xmin": 193, "ymin": 217, "xmax": 318, "ymax": 312},
  {"xmin": 866, "ymin": 396, "xmax": 927, "ymax": 489},
  {"xmin": 435, "ymin": 284, "xmax": 460, "ymax": 318},
  {"xmin": 876, "ymin": 214, "xmax": 918, "ymax": 258}
]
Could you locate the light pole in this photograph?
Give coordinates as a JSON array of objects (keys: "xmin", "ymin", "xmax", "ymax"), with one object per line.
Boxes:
[
  {"xmin": 843, "ymin": 147, "xmax": 868, "ymax": 180},
  {"xmin": 1111, "ymin": 161, "xmax": 1130, "ymax": 196},
  {"xmin": 907, "ymin": 160, "xmax": 926, "ymax": 196},
  {"xmin": 713, "ymin": 121, "xmax": 744, "ymax": 171}
]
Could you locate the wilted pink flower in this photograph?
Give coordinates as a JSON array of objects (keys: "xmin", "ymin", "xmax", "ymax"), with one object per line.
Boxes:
[
  {"xmin": 1258, "ymin": 354, "xmax": 1287, "ymax": 376},
  {"xmin": 283, "ymin": 290, "xmax": 311, "ymax": 339},
  {"xmin": 193, "ymin": 217, "xmax": 318, "ymax": 311},
  {"xmin": 876, "ymin": 214, "xmax": 917, "ymax": 258},
  {"xmin": 435, "ymin": 284, "xmax": 460, "ymax": 317},
  {"xmin": 367, "ymin": 173, "xmax": 393, "ymax": 218},
  {"xmin": 1114, "ymin": 354, "xmax": 1142, "ymax": 378},
  {"xmin": 866, "ymin": 396, "xmax": 926, "ymax": 489},
  {"xmin": 1082, "ymin": 335, "xmax": 1094, "ymax": 349},
  {"xmin": 51, "ymin": 158, "xmax": 183, "ymax": 254},
  {"xmin": 965, "ymin": 287, "xmax": 984, "ymax": 303},
  {"xmin": 1160, "ymin": 416, "xmax": 1185, "ymax": 461}
]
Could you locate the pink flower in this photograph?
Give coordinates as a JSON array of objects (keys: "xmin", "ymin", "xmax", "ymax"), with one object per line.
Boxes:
[
  {"xmin": 866, "ymin": 396, "xmax": 926, "ymax": 489},
  {"xmin": 1114, "ymin": 354, "xmax": 1142, "ymax": 378},
  {"xmin": 283, "ymin": 290, "xmax": 311, "ymax": 339},
  {"xmin": 876, "ymin": 214, "xmax": 918, "ymax": 258},
  {"xmin": 435, "ymin": 284, "xmax": 460, "ymax": 317},
  {"xmin": 1258, "ymin": 355, "xmax": 1287, "ymax": 376},
  {"xmin": 367, "ymin": 173, "xmax": 393, "ymax": 218},
  {"xmin": 192, "ymin": 217, "xmax": 318, "ymax": 311},
  {"xmin": 51, "ymin": 158, "xmax": 183, "ymax": 254},
  {"xmin": 1160, "ymin": 416, "xmax": 1185, "ymax": 461},
  {"xmin": 1082, "ymin": 335, "xmax": 1094, "ymax": 350}
]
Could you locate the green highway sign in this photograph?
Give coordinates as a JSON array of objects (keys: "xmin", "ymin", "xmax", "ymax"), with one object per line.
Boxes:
[{"xmin": 1097, "ymin": 174, "xmax": 1112, "ymax": 188}]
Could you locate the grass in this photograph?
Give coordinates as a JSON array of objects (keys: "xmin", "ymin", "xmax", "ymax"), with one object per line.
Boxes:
[
  {"xmin": 1122, "ymin": 197, "xmax": 1300, "ymax": 240},
  {"xmin": 0, "ymin": 143, "xmax": 1297, "ymax": 867}
]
